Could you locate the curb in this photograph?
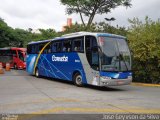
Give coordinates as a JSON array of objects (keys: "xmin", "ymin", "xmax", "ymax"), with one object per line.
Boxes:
[{"xmin": 131, "ymin": 83, "xmax": 160, "ymax": 87}]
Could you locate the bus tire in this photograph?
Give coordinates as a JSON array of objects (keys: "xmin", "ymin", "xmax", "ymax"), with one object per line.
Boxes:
[
  {"xmin": 73, "ymin": 73, "xmax": 83, "ymax": 87},
  {"xmin": 35, "ymin": 68, "xmax": 39, "ymax": 78}
]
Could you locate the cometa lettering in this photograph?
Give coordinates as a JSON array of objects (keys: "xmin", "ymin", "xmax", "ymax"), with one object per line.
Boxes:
[{"xmin": 52, "ymin": 55, "xmax": 68, "ymax": 62}]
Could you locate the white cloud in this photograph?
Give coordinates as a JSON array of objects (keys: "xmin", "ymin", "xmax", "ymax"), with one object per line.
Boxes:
[
  {"xmin": 0, "ymin": 0, "xmax": 68, "ymax": 31},
  {"xmin": 99, "ymin": 0, "xmax": 160, "ymax": 27},
  {"xmin": 0, "ymin": 0, "xmax": 160, "ymax": 31}
]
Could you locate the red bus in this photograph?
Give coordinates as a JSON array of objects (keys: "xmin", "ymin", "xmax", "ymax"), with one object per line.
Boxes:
[{"xmin": 0, "ymin": 47, "xmax": 26, "ymax": 69}]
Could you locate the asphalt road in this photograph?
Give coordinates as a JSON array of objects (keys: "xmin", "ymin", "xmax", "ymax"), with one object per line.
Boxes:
[{"xmin": 0, "ymin": 69, "xmax": 160, "ymax": 115}]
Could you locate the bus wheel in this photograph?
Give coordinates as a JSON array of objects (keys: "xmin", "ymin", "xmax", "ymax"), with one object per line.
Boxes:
[
  {"xmin": 74, "ymin": 73, "xmax": 83, "ymax": 87},
  {"xmin": 35, "ymin": 68, "xmax": 39, "ymax": 78}
]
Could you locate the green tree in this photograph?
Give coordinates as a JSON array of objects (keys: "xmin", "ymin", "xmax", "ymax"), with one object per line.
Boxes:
[
  {"xmin": 12, "ymin": 28, "xmax": 31, "ymax": 47},
  {"xmin": 62, "ymin": 22, "xmax": 127, "ymax": 36},
  {"xmin": 28, "ymin": 29, "xmax": 57, "ymax": 43},
  {"xmin": 62, "ymin": 22, "xmax": 96, "ymax": 33},
  {"xmin": 0, "ymin": 18, "xmax": 32, "ymax": 47},
  {"xmin": 61, "ymin": 0, "xmax": 132, "ymax": 27},
  {"xmin": 128, "ymin": 17, "xmax": 160, "ymax": 83},
  {"xmin": 96, "ymin": 22, "xmax": 128, "ymax": 36},
  {"xmin": 39, "ymin": 29, "xmax": 57, "ymax": 39},
  {"xmin": 0, "ymin": 18, "xmax": 15, "ymax": 47}
]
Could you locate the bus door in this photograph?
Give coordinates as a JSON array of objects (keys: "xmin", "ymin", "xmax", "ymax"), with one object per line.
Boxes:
[
  {"xmin": 17, "ymin": 50, "xmax": 26, "ymax": 68},
  {"xmin": 11, "ymin": 50, "xmax": 17, "ymax": 67},
  {"xmin": 84, "ymin": 36, "xmax": 100, "ymax": 86}
]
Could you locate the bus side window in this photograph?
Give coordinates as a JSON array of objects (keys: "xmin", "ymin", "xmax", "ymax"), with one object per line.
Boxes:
[
  {"xmin": 62, "ymin": 40, "xmax": 71, "ymax": 52},
  {"xmin": 27, "ymin": 45, "xmax": 32, "ymax": 54},
  {"xmin": 52, "ymin": 42, "xmax": 57, "ymax": 53},
  {"xmin": 52, "ymin": 42, "xmax": 62, "ymax": 53},
  {"xmin": 31, "ymin": 45, "xmax": 34, "ymax": 54},
  {"xmin": 57, "ymin": 42, "xmax": 62, "ymax": 52},
  {"xmin": 72, "ymin": 37, "xmax": 84, "ymax": 52},
  {"xmin": 44, "ymin": 45, "xmax": 51, "ymax": 54},
  {"xmin": 12, "ymin": 50, "xmax": 17, "ymax": 57},
  {"xmin": 27, "ymin": 44, "xmax": 39, "ymax": 54},
  {"xmin": 35, "ymin": 44, "xmax": 39, "ymax": 54},
  {"xmin": 0, "ymin": 50, "xmax": 3, "ymax": 56},
  {"xmin": 41, "ymin": 43, "xmax": 50, "ymax": 54},
  {"xmin": 39, "ymin": 44, "xmax": 45, "ymax": 54}
]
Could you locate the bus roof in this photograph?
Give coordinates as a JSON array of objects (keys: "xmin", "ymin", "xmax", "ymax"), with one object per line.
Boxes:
[
  {"xmin": 11, "ymin": 47, "xmax": 26, "ymax": 51},
  {"xmin": 0, "ymin": 47, "xmax": 26, "ymax": 51},
  {"xmin": 28, "ymin": 32, "xmax": 126, "ymax": 45}
]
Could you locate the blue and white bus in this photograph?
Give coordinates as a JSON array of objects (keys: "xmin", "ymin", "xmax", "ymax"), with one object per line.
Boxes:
[{"xmin": 26, "ymin": 32, "xmax": 132, "ymax": 87}]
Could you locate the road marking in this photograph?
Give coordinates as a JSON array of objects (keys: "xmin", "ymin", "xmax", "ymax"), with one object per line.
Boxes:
[
  {"xmin": 1, "ymin": 98, "xmax": 80, "ymax": 110},
  {"xmin": 32, "ymin": 107, "xmax": 160, "ymax": 114},
  {"xmin": 17, "ymin": 107, "xmax": 160, "ymax": 120},
  {"xmin": 2, "ymin": 97, "xmax": 160, "ymax": 114},
  {"xmin": 32, "ymin": 107, "xmax": 124, "ymax": 114},
  {"xmin": 132, "ymin": 83, "xmax": 160, "ymax": 87}
]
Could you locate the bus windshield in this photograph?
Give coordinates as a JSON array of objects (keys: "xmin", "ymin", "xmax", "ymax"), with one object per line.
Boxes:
[
  {"xmin": 18, "ymin": 51, "xmax": 26, "ymax": 62},
  {"xmin": 99, "ymin": 37, "xmax": 131, "ymax": 72}
]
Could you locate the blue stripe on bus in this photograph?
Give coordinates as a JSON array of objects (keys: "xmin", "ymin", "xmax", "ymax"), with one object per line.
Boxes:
[{"xmin": 26, "ymin": 52, "xmax": 88, "ymax": 84}]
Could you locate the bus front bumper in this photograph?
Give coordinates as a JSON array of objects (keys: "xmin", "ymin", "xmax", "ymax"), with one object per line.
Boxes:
[{"xmin": 100, "ymin": 77, "xmax": 132, "ymax": 86}]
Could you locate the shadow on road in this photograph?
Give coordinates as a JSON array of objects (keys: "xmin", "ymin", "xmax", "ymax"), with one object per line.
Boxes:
[
  {"xmin": 39, "ymin": 76, "xmax": 127, "ymax": 92},
  {"xmin": 84, "ymin": 85, "xmax": 126, "ymax": 92}
]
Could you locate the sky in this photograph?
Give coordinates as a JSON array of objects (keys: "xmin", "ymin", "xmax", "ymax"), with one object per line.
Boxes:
[{"xmin": 0, "ymin": 0, "xmax": 160, "ymax": 31}]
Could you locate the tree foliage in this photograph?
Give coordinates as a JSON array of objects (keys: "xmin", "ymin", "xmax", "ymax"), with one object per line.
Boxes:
[
  {"xmin": 61, "ymin": 0, "xmax": 132, "ymax": 27},
  {"xmin": 0, "ymin": 19, "xmax": 31, "ymax": 47},
  {"xmin": 0, "ymin": 19, "xmax": 57, "ymax": 47},
  {"xmin": 62, "ymin": 22, "xmax": 127, "ymax": 36},
  {"xmin": 0, "ymin": 19, "xmax": 15, "ymax": 47},
  {"xmin": 128, "ymin": 17, "xmax": 160, "ymax": 83},
  {"xmin": 30, "ymin": 29, "xmax": 57, "ymax": 42}
]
